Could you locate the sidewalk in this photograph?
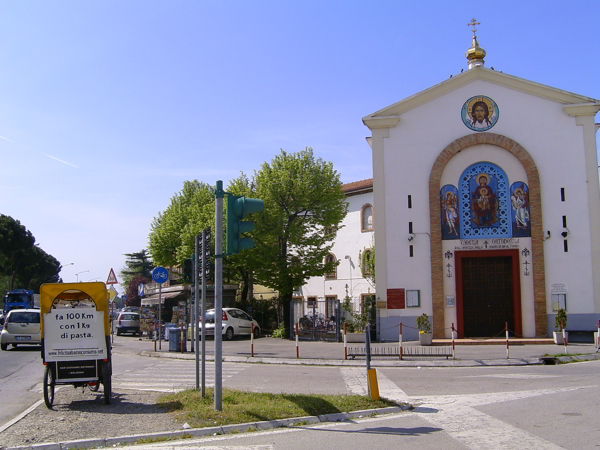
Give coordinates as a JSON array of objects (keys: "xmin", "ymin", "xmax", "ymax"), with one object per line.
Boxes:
[{"xmin": 137, "ymin": 336, "xmax": 600, "ymax": 367}]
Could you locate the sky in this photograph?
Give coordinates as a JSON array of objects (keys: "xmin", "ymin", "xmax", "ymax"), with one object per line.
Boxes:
[{"xmin": 1, "ymin": 1, "xmax": 599, "ymax": 294}]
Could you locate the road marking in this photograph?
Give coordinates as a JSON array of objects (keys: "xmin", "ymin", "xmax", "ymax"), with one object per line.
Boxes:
[
  {"xmin": 112, "ymin": 361, "xmax": 251, "ymax": 393},
  {"xmin": 343, "ymin": 367, "xmax": 593, "ymax": 450},
  {"xmin": 463, "ymin": 374, "xmax": 560, "ymax": 379}
]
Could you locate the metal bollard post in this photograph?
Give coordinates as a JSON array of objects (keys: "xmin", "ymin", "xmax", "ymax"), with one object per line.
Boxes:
[
  {"xmin": 251, "ymin": 323, "xmax": 255, "ymax": 357},
  {"xmin": 295, "ymin": 323, "xmax": 300, "ymax": 359},
  {"xmin": 399, "ymin": 322, "xmax": 403, "ymax": 360},
  {"xmin": 180, "ymin": 323, "xmax": 185, "ymax": 353},
  {"xmin": 451, "ymin": 323, "xmax": 456, "ymax": 359},
  {"xmin": 505, "ymin": 322, "xmax": 509, "ymax": 359},
  {"xmin": 344, "ymin": 322, "xmax": 348, "ymax": 360}
]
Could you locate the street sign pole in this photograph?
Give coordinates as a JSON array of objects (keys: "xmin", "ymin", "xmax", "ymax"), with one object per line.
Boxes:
[
  {"xmin": 152, "ymin": 267, "xmax": 169, "ymax": 351},
  {"xmin": 215, "ymin": 181, "xmax": 224, "ymax": 411},
  {"xmin": 195, "ymin": 233, "xmax": 200, "ymax": 391},
  {"xmin": 201, "ymin": 228, "xmax": 207, "ymax": 397},
  {"xmin": 158, "ymin": 282, "xmax": 162, "ymax": 350}
]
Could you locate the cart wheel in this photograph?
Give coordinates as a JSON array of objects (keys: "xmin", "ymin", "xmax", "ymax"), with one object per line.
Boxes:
[
  {"xmin": 89, "ymin": 382, "xmax": 100, "ymax": 392},
  {"xmin": 103, "ymin": 361, "xmax": 111, "ymax": 404},
  {"xmin": 43, "ymin": 365, "xmax": 55, "ymax": 408}
]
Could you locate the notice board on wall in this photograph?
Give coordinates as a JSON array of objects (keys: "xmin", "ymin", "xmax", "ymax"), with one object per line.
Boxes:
[{"xmin": 387, "ymin": 288, "xmax": 405, "ymax": 309}]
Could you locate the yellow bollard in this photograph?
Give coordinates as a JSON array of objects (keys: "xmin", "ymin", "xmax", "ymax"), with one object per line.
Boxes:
[{"xmin": 367, "ymin": 368, "xmax": 380, "ymax": 400}]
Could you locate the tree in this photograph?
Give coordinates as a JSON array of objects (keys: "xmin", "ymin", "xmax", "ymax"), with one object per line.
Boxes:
[
  {"xmin": 120, "ymin": 250, "xmax": 154, "ymax": 291},
  {"xmin": 125, "ymin": 274, "xmax": 149, "ymax": 307},
  {"xmin": 0, "ymin": 214, "xmax": 35, "ymax": 289},
  {"xmin": 148, "ymin": 181, "xmax": 215, "ymax": 268},
  {"xmin": 251, "ymin": 149, "xmax": 348, "ymax": 334},
  {"xmin": 18, "ymin": 246, "xmax": 62, "ymax": 291},
  {"xmin": 0, "ymin": 215, "xmax": 61, "ymax": 291}
]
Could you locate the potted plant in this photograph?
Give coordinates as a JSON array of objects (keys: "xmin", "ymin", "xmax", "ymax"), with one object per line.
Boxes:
[
  {"xmin": 342, "ymin": 296, "xmax": 370, "ymax": 342},
  {"xmin": 553, "ymin": 308, "xmax": 568, "ymax": 345},
  {"xmin": 417, "ymin": 313, "xmax": 433, "ymax": 346}
]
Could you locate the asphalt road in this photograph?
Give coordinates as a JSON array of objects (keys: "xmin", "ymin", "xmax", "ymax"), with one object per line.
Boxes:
[{"xmin": 2, "ymin": 335, "xmax": 599, "ymax": 449}]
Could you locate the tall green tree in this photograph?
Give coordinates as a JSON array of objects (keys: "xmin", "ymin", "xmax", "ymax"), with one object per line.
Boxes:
[
  {"xmin": 120, "ymin": 250, "xmax": 154, "ymax": 291},
  {"xmin": 18, "ymin": 246, "xmax": 62, "ymax": 290},
  {"xmin": 0, "ymin": 214, "xmax": 35, "ymax": 289},
  {"xmin": 0, "ymin": 215, "xmax": 61, "ymax": 291},
  {"xmin": 251, "ymin": 149, "xmax": 348, "ymax": 333},
  {"xmin": 148, "ymin": 181, "xmax": 215, "ymax": 268}
]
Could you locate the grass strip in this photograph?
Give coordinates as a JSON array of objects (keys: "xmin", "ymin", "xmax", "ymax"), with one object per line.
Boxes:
[{"xmin": 158, "ymin": 388, "xmax": 399, "ymax": 428}]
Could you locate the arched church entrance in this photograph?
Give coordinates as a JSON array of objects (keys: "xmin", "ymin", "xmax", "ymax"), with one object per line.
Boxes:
[
  {"xmin": 429, "ymin": 133, "xmax": 547, "ymax": 339},
  {"xmin": 455, "ymin": 249, "xmax": 522, "ymax": 337}
]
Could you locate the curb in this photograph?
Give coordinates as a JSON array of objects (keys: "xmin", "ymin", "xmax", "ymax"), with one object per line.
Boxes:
[{"xmin": 5, "ymin": 406, "xmax": 407, "ymax": 450}]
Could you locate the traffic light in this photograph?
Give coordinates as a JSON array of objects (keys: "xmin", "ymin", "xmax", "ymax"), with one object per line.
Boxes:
[
  {"xmin": 226, "ymin": 195, "xmax": 265, "ymax": 254},
  {"xmin": 183, "ymin": 258, "xmax": 194, "ymax": 283}
]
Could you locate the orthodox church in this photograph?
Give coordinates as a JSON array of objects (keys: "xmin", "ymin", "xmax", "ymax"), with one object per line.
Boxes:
[{"xmin": 362, "ymin": 24, "xmax": 600, "ymax": 340}]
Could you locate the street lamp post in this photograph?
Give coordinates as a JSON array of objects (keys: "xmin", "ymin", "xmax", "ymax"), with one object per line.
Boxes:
[{"xmin": 75, "ymin": 270, "xmax": 90, "ymax": 282}]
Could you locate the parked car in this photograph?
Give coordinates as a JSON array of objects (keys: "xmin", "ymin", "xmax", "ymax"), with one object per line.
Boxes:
[
  {"xmin": 199, "ymin": 308, "xmax": 260, "ymax": 340},
  {"xmin": 115, "ymin": 312, "xmax": 141, "ymax": 336},
  {"xmin": 1, "ymin": 309, "xmax": 41, "ymax": 350}
]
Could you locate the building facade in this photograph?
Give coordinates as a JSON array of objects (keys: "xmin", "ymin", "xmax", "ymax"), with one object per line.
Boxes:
[
  {"xmin": 299, "ymin": 179, "xmax": 376, "ymax": 331},
  {"xmin": 363, "ymin": 32, "xmax": 600, "ymax": 341}
]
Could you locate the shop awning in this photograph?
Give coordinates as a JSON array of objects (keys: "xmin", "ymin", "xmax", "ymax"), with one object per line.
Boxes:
[{"xmin": 140, "ymin": 291, "xmax": 183, "ymax": 306}]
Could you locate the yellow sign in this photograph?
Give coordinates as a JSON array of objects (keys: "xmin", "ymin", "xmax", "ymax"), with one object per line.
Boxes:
[{"xmin": 107, "ymin": 286, "xmax": 117, "ymax": 300}]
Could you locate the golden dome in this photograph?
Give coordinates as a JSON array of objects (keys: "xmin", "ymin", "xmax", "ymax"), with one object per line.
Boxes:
[{"xmin": 465, "ymin": 18, "xmax": 486, "ymax": 68}]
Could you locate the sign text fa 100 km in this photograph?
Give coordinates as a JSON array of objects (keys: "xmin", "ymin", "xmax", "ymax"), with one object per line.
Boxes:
[{"xmin": 226, "ymin": 195, "xmax": 264, "ymax": 254}]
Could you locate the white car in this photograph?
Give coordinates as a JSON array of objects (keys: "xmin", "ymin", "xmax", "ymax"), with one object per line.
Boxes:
[
  {"xmin": 199, "ymin": 308, "xmax": 260, "ymax": 340},
  {"xmin": 1, "ymin": 309, "xmax": 41, "ymax": 350}
]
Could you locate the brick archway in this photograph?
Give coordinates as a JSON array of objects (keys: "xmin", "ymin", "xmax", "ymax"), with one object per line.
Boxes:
[{"xmin": 428, "ymin": 133, "xmax": 547, "ymax": 338}]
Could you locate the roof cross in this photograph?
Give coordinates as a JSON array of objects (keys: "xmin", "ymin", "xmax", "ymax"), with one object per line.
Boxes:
[{"xmin": 467, "ymin": 18, "xmax": 480, "ymax": 35}]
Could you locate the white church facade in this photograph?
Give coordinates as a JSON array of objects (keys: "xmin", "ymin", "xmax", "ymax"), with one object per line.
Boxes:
[{"xmin": 362, "ymin": 31, "xmax": 600, "ymax": 340}]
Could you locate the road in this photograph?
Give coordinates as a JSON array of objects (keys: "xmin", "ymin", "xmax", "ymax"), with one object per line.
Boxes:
[{"xmin": 1, "ymin": 336, "xmax": 599, "ymax": 449}]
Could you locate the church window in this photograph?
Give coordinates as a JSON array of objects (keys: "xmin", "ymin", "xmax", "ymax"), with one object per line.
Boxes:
[
  {"xmin": 409, "ymin": 222, "xmax": 413, "ymax": 233},
  {"xmin": 409, "ymin": 245, "xmax": 413, "ymax": 257},
  {"xmin": 562, "ymin": 216, "xmax": 567, "ymax": 228},
  {"xmin": 561, "ymin": 188, "xmax": 565, "ymax": 202},
  {"xmin": 361, "ymin": 249, "xmax": 373, "ymax": 276},
  {"xmin": 361, "ymin": 205, "xmax": 374, "ymax": 232},
  {"xmin": 406, "ymin": 290, "xmax": 420, "ymax": 307},
  {"xmin": 552, "ymin": 294, "xmax": 566, "ymax": 311},
  {"xmin": 408, "ymin": 195, "xmax": 412, "ymax": 208},
  {"xmin": 459, "ymin": 162, "xmax": 510, "ymax": 238},
  {"xmin": 564, "ymin": 240, "xmax": 568, "ymax": 253},
  {"xmin": 324, "ymin": 254, "xmax": 337, "ymax": 279}
]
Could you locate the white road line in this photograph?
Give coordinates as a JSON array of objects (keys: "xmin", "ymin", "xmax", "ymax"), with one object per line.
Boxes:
[{"xmin": 342, "ymin": 367, "xmax": 589, "ymax": 449}]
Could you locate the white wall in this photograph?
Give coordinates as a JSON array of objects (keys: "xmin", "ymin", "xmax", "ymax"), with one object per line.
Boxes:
[
  {"xmin": 375, "ymin": 76, "xmax": 597, "ymax": 334},
  {"xmin": 301, "ymin": 190, "xmax": 375, "ymax": 311}
]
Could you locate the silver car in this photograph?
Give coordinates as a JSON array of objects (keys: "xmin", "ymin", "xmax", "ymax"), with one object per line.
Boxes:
[
  {"xmin": 1, "ymin": 309, "xmax": 41, "ymax": 350},
  {"xmin": 199, "ymin": 308, "xmax": 260, "ymax": 340},
  {"xmin": 115, "ymin": 312, "xmax": 141, "ymax": 336}
]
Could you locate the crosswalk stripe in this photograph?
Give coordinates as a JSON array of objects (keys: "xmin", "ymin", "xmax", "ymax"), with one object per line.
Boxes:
[{"xmin": 112, "ymin": 361, "xmax": 250, "ymax": 392}]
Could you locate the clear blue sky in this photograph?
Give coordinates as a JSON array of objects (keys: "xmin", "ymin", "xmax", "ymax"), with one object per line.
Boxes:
[{"xmin": 1, "ymin": 1, "xmax": 598, "ymax": 293}]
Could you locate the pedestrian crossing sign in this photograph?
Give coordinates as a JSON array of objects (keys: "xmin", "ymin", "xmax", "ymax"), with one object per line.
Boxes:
[{"xmin": 106, "ymin": 268, "xmax": 118, "ymax": 285}]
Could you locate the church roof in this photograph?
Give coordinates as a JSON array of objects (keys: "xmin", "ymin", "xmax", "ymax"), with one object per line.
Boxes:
[
  {"xmin": 363, "ymin": 66, "xmax": 600, "ymax": 130},
  {"xmin": 343, "ymin": 178, "xmax": 373, "ymax": 195}
]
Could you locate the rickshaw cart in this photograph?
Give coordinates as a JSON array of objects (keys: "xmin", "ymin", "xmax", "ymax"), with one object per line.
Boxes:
[{"xmin": 40, "ymin": 282, "xmax": 112, "ymax": 408}]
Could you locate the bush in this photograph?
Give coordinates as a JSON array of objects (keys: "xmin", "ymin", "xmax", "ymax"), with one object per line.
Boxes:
[
  {"xmin": 271, "ymin": 322, "xmax": 286, "ymax": 339},
  {"xmin": 416, "ymin": 313, "xmax": 431, "ymax": 334},
  {"xmin": 554, "ymin": 308, "xmax": 568, "ymax": 331}
]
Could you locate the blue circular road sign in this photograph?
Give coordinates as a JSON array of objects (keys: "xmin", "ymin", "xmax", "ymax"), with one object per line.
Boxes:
[{"xmin": 152, "ymin": 267, "xmax": 169, "ymax": 284}]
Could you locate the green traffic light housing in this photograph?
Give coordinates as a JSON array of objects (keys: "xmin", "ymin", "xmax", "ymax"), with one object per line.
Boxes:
[
  {"xmin": 226, "ymin": 195, "xmax": 265, "ymax": 254},
  {"xmin": 183, "ymin": 258, "xmax": 194, "ymax": 283}
]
